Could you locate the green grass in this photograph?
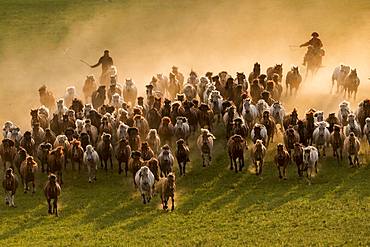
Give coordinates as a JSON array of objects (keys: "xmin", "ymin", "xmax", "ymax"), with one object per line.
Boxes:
[
  {"xmin": 1, "ymin": 127, "xmax": 370, "ymax": 246},
  {"xmin": 1, "ymin": 0, "xmax": 370, "ymax": 246}
]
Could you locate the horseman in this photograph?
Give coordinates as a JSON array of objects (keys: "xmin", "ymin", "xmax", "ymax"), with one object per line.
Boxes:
[
  {"xmin": 91, "ymin": 50, "xmax": 114, "ymax": 86},
  {"xmin": 300, "ymin": 32, "xmax": 324, "ymax": 66}
]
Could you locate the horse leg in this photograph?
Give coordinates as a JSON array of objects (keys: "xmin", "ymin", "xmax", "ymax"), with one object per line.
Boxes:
[
  {"xmin": 278, "ymin": 166, "xmax": 282, "ymax": 179},
  {"xmin": 142, "ymin": 194, "xmax": 146, "ymax": 204},
  {"xmin": 283, "ymin": 165, "xmax": 287, "ymax": 180},
  {"xmin": 32, "ymin": 181, "xmax": 35, "ymax": 194},
  {"xmin": 23, "ymin": 179, "xmax": 27, "ymax": 194},
  {"xmin": 240, "ymin": 156, "xmax": 244, "ymax": 172},
  {"xmin": 348, "ymin": 156, "xmax": 353, "ymax": 167},
  {"xmin": 323, "ymin": 146, "xmax": 326, "ymax": 157},
  {"xmin": 47, "ymin": 199, "xmax": 52, "ymax": 214},
  {"xmin": 125, "ymin": 161, "xmax": 129, "ymax": 176},
  {"xmin": 234, "ymin": 158, "xmax": 238, "ymax": 173},
  {"xmin": 229, "ymin": 155, "xmax": 233, "ymax": 171},
  {"xmin": 183, "ymin": 162, "xmax": 186, "ymax": 176},
  {"xmin": 355, "ymin": 155, "xmax": 359, "ymax": 167},
  {"xmin": 54, "ymin": 198, "xmax": 58, "ymax": 217},
  {"xmin": 11, "ymin": 194, "xmax": 15, "ymax": 207},
  {"xmin": 259, "ymin": 160, "xmax": 263, "ymax": 176},
  {"xmin": 110, "ymin": 156, "xmax": 113, "ymax": 170},
  {"xmin": 171, "ymin": 196, "xmax": 175, "ymax": 211},
  {"xmin": 202, "ymin": 154, "xmax": 206, "ymax": 167},
  {"xmin": 5, "ymin": 191, "xmax": 9, "ymax": 205},
  {"xmin": 179, "ymin": 162, "xmax": 183, "ymax": 176}
]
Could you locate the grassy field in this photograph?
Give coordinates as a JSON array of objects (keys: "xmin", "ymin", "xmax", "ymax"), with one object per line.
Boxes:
[{"xmin": 1, "ymin": 0, "xmax": 370, "ymax": 246}]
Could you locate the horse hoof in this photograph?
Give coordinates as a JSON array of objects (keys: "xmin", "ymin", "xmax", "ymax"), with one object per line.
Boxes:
[
  {"xmin": 48, "ymin": 210, "xmax": 52, "ymax": 215},
  {"xmin": 171, "ymin": 207, "xmax": 175, "ymax": 211},
  {"xmin": 5, "ymin": 201, "xmax": 9, "ymax": 205},
  {"xmin": 24, "ymin": 191, "xmax": 27, "ymax": 194},
  {"xmin": 88, "ymin": 180, "xmax": 92, "ymax": 183},
  {"xmin": 283, "ymin": 177, "xmax": 287, "ymax": 180}
]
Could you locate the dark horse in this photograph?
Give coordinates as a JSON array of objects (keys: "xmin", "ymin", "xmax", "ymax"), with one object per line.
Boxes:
[
  {"xmin": 44, "ymin": 174, "xmax": 61, "ymax": 216},
  {"xmin": 305, "ymin": 46, "xmax": 324, "ymax": 80}
]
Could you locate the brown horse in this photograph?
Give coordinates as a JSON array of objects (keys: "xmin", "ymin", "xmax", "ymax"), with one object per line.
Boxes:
[
  {"xmin": 261, "ymin": 111, "xmax": 276, "ymax": 147},
  {"xmin": 70, "ymin": 139, "xmax": 84, "ymax": 171},
  {"xmin": 140, "ymin": 142, "xmax": 155, "ymax": 161},
  {"xmin": 156, "ymin": 172, "xmax": 176, "ymax": 211},
  {"xmin": 228, "ymin": 134, "xmax": 246, "ymax": 173},
  {"xmin": 284, "ymin": 126, "xmax": 300, "ymax": 155},
  {"xmin": 115, "ymin": 138, "xmax": 131, "ymax": 175},
  {"xmin": 97, "ymin": 133, "xmax": 113, "ymax": 171},
  {"xmin": 274, "ymin": 144, "xmax": 290, "ymax": 180},
  {"xmin": 175, "ymin": 139, "xmax": 190, "ymax": 176},
  {"xmin": 128, "ymin": 151, "xmax": 144, "ymax": 186},
  {"xmin": 2, "ymin": 168, "xmax": 18, "ymax": 207},
  {"xmin": 251, "ymin": 139, "xmax": 266, "ymax": 176},
  {"xmin": 330, "ymin": 125, "xmax": 345, "ymax": 164},
  {"xmin": 20, "ymin": 156, "xmax": 38, "ymax": 194},
  {"xmin": 44, "ymin": 174, "xmax": 61, "ymax": 216},
  {"xmin": 158, "ymin": 117, "xmax": 174, "ymax": 146},
  {"xmin": 37, "ymin": 142, "xmax": 53, "ymax": 173},
  {"xmin": 145, "ymin": 157, "xmax": 160, "ymax": 181},
  {"xmin": 47, "ymin": 147, "xmax": 64, "ymax": 185},
  {"xmin": 127, "ymin": 127, "xmax": 142, "ymax": 151},
  {"xmin": 0, "ymin": 139, "xmax": 17, "ymax": 171},
  {"xmin": 343, "ymin": 69, "xmax": 360, "ymax": 100},
  {"xmin": 292, "ymin": 143, "xmax": 304, "ymax": 177},
  {"xmin": 285, "ymin": 66, "xmax": 302, "ymax": 96},
  {"xmin": 15, "ymin": 148, "xmax": 27, "ymax": 175}
]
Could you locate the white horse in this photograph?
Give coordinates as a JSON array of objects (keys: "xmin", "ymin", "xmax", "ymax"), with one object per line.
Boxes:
[
  {"xmin": 270, "ymin": 101, "xmax": 285, "ymax": 131},
  {"xmin": 343, "ymin": 132, "xmax": 361, "ymax": 167},
  {"xmin": 302, "ymin": 146, "xmax": 319, "ymax": 185},
  {"xmin": 111, "ymin": 93, "xmax": 124, "ymax": 110},
  {"xmin": 83, "ymin": 145, "xmax": 99, "ymax": 183},
  {"xmin": 146, "ymin": 129, "xmax": 161, "ymax": 155},
  {"xmin": 54, "ymin": 98, "xmax": 68, "ymax": 117},
  {"xmin": 135, "ymin": 166, "xmax": 155, "ymax": 204},
  {"xmin": 363, "ymin": 117, "xmax": 370, "ymax": 145},
  {"xmin": 312, "ymin": 121, "xmax": 330, "ymax": 157},
  {"xmin": 174, "ymin": 117, "xmax": 190, "ymax": 142},
  {"xmin": 197, "ymin": 128, "xmax": 215, "ymax": 167},
  {"xmin": 117, "ymin": 122, "xmax": 129, "ymax": 140},
  {"xmin": 2, "ymin": 121, "xmax": 15, "ymax": 138},
  {"xmin": 242, "ymin": 98, "xmax": 258, "ymax": 129},
  {"xmin": 338, "ymin": 101, "xmax": 351, "ymax": 126},
  {"xmin": 203, "ymin": 84, "xmax": 215, "ymax": 104},
  {"xmin": 122, "ymin": 78, "xmax": 137, "ymax": 106},
  {"xmin": 251, "ymin": 123, "xmax": 268, "ymax": 144},
  {"xmin": 208, "ymin": 90, "xmax": 223, "ymax": 123},
  {"xmin": 64, "ymin": 86, "xmax": 77, "ymax": 107},
  {"xmin": 256, "ymin": 99, "xmax": 269, "ymax": 119},
  {"xmin": 331, "ymin": 64, "xmax": 350, "ymax": 93},
  {"xmin": 344, "ymin": 113, "xmax": 362, "ymax": 137}
]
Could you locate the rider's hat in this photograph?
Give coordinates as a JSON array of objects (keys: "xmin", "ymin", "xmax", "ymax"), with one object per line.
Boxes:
[{"xmin": 311, "ymin": 32, "xmax": 319, "ymax": 37}]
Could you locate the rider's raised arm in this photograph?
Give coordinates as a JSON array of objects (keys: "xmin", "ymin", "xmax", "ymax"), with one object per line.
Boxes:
[
  {"xmin": 300, "ymin": 40, "xmax": 311, "ymax": 47},
  {"xmin": 90, "ymin": 57, "xmax": 103, "ymax": 68}
]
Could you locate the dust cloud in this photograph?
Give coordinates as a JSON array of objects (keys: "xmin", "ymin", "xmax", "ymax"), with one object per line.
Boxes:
[{"xmin": 0, "ymin": 0, "xmax": 370, "ymax": 129}]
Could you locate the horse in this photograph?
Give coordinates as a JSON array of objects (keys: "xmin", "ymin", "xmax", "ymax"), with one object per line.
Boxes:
[
  {"xmin": 283, "ymin": 109, "xmax": 299, "ymax": 131},
  {"xmin": 284, "ymin": 126, "xmax": 300, "ymax": 155},
  {"xmin": 227, "ymin": 134, "xmax": 246, "ymax": 173},
  {"xmin": 344, "ymin": 113, "xmax": 362, "ymax": 137},
  {"xmin": 39, "ymin": 85, "xmax": 56, "ymax": 111},
  {"xmin": 267, "ymin": 64, "xmax": 283, "ymax": 82},
  {"xmin": 174, "ymin": 117, "xmax": 190, "ymax": 143},
  {"xmin": 343, "ymin": 69, "xmax": 360, "ymax": 100},
  {"xmin": 292, "ymin": 143, "xmax": 304, "ymax": 177},
  {"xmin": 91, "ymin": 86, "xmax": 106, "ymax": 109},
  {"xmin": 331, "ymin": 64, "xmax": 350, "ymax": 94},
  {"xmin": 156, "ymin": 172, "xmax": 176, "ymax": 211},
  {"xmin": 182, "ymin": 83, "xmax": 197, "ymax": 101},
  {"xmin": 269, "ymin": 102, "xmax": 285, "ymax": 132},
  {"xmin": 37, "ymin": 142, "xmax": 53, "ymax": 173},
  {"xmin": 231, "ymin": 117, "xmax": 248, "ymax": 139},
  {"xmin": 343, "ymin": 132, "xmax": 361, "ymax": 167},
  {"xmin": 242, "ymin": 98, "xmax": 258, "ymax": 130},
  {"xmin": 208, "ymin": 90, "xmax": 223, "ymax": 123},
  {"xmin": 248, "ymin": 62, "xmax": 261, "ymax": 83},
  {"xmin": 312, "ymin": 121, "xmax": 331, "ymax": 157},
  {"xmin": 47, "ymin": 147, "xmax": 64, "ymax": 185},
  {"xmin": 97, "ymin": 133, "xmax": 113, "ymax": 171},
  {"xmin": 14, "ymin": 148, "xmax": 27, "ymax": 175},
  {"xmin": 44, "ymin": 174, "xmax": 61, "ymax": 216},
  {"xmin": 158, "ymin": 117, "xmax": 173, "ymax": 147},
  {"xmin": 363, "ymin": 117, "xmax": 370, "ymax": 147},
  {"xmin": 158, "ymin": 145, "xmax": 175, "ymax": 177},
  {"xmin": 140, "ymin": 142, "xmax": 154, "ymax": 161},
  {"xmin": 198, "ymin": 103, "xmax": 214, "ymax": 131},
  {"xmin": 197, "ymin": 129, "xmax": 215, "ymax": 167},
  {"xmin": 261, "ymin": 110, "xmax": 276, "ymax": 147},
  {"xmin": 223, "ymin": 105, "xmax": 240, "ymax": 138},
  {"xmin": 302, "ymin": 146, "xmax": 319, "ymax": 185},
  {"xmin": 175, "ymin": 139, "xmax": 190, "ymax": 176},
  {"xmin": 135, "ymin": 166, "xmax": 155, "ymax": 204},
  {"xmin": 82, "ymin": 75, "xmax": 98, "ymax": 103},
  {"xmin": 0, "ymin": 139, "xmax": 17, "ymax": 171},
  {"xmin": 128, "ymin": 151, "xmax": 144, "ymax": 186},
  {"xmin": 122, "ymin": 78, "xmax": 138, "ymax": 106},
  {"xmin": 20, "ymin": 131, "xmax": 35, "ymax": 156},
  {"xmin": 2, "ymin": 168, "xmax": 18, "ymax": 207},
  {"xmin": 53, "ymin": 134, "xmax": 70, "ymax": 168},
  {"xmin": 83, "ymin": 145, "xmax": 99, "ymax": 183},
  {"xmin": 274, "ymin": 143, "xmax": 290, "ymax": 180},
  {"xmin": 146, "ymin": 107, "xmax": 162, "ymax": 130},
  {"xmin": 356, "ymin": 99, "xmax": 370, "ymax": 129},
  {"xmin": 127, "ymin": 127, "xmax": 141, "ymax": 151},
  {"xmin": 133, "ymin": 114, "xmax": 150, "ymax": 140},
  {"xmin": 115, "ymin": 138, "xmax": 131, "ymax": 175},
  {"xmin": 251, "ymin": 123, "xmax": 268, "ymax": 145},
  {"xmin": 337, "ymin": 101, "xmax": 351, "ymax": 126},
  {"xmin": 183, "ymin": 100, "xmax": 198, "ymax": 133},
  {"xmin": 70, "ymin": 139, "xmax": 84, "ymax": 171},
  {"xmin": 285, "ymin": 66, "xmax": 302, "ymax": 96},
  {"xmin": 20, "ymin": 156, "xmax": 38, "ymax": 194},
  {"xmin": 145, "ymin": 157, "xmax": 160, "ymax": 182},
  {"xmin": 256, "ymin": 99, "xmax": 269, "ymax": 119},
  {"xmin": 330, "ymin": 125, "xmax": 345, "ymax": 164},
  {"xmin": 304, "ymin": 46, "xmax": 323, "ymax": 80}
]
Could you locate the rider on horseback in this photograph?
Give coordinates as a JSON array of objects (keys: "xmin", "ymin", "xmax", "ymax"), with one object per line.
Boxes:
[{"xmin": 300, "ymin": 32, "xmax": 324, "ymax": 66}]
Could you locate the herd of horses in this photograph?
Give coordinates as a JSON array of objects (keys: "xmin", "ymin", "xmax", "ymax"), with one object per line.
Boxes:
[{"xmin": 0, "ymin": 61, "xmax": 366, "ymax": 216}]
